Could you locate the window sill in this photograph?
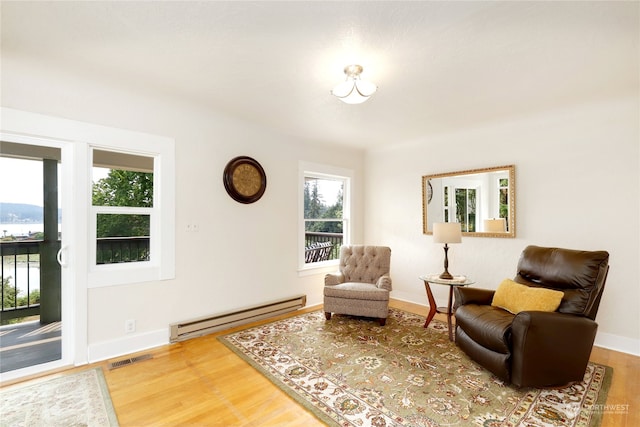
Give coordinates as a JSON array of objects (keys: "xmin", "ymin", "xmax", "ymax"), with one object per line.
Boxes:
[{"xmin": 297, "ymin": 259, "xmax": 339, "ymax": 277}]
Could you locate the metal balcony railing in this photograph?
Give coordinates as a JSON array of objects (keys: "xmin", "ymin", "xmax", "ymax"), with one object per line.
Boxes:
[
  {"xmin": 96, "ymin": 236, "xmax": 150, "ymax": 264},
  {"xmin": 304, "ymin": 232, "xmax": 343, "ymax": 262},
  {"xmin": 1, "ymin": 240, "xmax": 41, "ymax": 319}
]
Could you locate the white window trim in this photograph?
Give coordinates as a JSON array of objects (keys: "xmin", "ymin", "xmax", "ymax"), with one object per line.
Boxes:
[
  {"xmin": 88, "ymin": 142, "xmax": 174, "ymax": 288},
  {"xmin": 298, "ymin": 161, "xmax": 353, "ymax": 273}
]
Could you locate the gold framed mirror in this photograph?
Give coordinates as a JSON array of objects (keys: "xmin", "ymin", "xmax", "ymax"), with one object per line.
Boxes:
[{"xmin": 422, "ymin": 165, "xmax": 515, "ymax": 238}]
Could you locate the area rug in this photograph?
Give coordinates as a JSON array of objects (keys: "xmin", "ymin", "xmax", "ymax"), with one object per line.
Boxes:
[
  {"xmin": 219, "ymin": 308, "xmax": 612, "ymax": 427},
  {"xmin": 0, "ymin": 367, "xmax": 119, "ymax": 426}
]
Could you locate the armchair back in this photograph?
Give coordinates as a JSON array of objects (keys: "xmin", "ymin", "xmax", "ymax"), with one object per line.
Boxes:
[
  {"xmin": 514, "ymin": 245, "xmax": 609, "ymax": 319},
  {"xmin": 339, "ymin": 245, "xmax": 391, "ymax": 285}
]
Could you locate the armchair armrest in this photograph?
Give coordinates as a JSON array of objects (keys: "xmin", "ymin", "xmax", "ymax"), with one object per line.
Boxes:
[
  {"xmin": 376, "ymin": 275, "xmax": 392, "ymax": 291},
  {"xmin": 325, "ymin": 272, "xmax": 345, "ymax": 286},
  {"xmin": 510, "ymin": 311, "xmax": 598, "ymax": 387},
  {"xmin": 454, "ymin": 287, "xmax": 495, "ymax": 309}
]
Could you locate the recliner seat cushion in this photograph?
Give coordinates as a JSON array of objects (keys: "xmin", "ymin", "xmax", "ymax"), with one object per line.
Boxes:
[
  {"xmin": 455, "ymin": 304, "xmax": 514, "ymax": 354},
  {"xmin": 324, "ymin": 282, "xmax": 389, "ymax": 301}
]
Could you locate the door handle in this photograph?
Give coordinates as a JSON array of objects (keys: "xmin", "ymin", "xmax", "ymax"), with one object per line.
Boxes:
[{"xmin": 57, "ymin": 246, "xmax": 68, "ymax": 267}]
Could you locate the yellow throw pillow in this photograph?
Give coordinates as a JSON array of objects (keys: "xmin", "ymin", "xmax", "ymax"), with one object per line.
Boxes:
[{"xmin": 491, "ymin": 279, "xmax": 564, "ymax": 314}]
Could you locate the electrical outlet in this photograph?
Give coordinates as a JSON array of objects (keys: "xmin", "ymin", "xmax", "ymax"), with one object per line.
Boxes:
[
  {"xmin": 186, "ymin": 223, "xmax": 200, "ymax": 232},
  {"xmin": 125, "ymin": 319, "xmax": 136, "ymax": 334}
]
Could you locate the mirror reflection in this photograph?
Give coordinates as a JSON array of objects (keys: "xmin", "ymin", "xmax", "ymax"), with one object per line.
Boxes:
[{"xmin": 422, "ymin": 165, "xmax": 515, "ymax": 238}]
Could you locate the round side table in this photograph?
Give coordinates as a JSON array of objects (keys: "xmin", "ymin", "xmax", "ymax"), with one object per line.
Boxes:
[{"xmin": 419, "ymin": 275, "xmax": 474, "ymax": 341}]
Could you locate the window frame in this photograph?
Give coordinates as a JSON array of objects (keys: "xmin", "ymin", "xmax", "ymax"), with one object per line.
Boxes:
[
  {"xmin": 298, "ymin": 162, "xmax": 352, "ymax": 273},
  {"xmin": 88, "ymin": 142, "xmax": 174, "ymax": 288}
]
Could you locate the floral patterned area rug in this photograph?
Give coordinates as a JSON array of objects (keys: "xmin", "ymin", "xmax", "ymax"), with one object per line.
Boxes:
[
  {"xmin": 219, "ymin": 308, "xmax": 612, "ymax": 427},
  {"xmin": 0, "ymin": 367, "xmax": 119, "ymax": 426}
]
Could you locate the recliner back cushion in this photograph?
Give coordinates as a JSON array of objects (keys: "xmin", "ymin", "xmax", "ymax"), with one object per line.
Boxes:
[
  {"xmin": 340, "ymin": 245, "xmax": 391, "ymax": 284},
  {"xmin": 515, "ymin": 246, "xmax": 609, "ymax": 318}
]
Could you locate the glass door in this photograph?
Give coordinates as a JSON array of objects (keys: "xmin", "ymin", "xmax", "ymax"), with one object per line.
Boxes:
[{"xmin": 0, "ymin": 141, "xmax": 66, "ymax": 374}]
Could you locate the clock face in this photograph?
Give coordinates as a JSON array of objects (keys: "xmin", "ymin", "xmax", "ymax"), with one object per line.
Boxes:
[
  {"xmin": 232, "ymin": 163, "xmax": 262, "ymax": 197},
  {"xmin": 223, "ymin": 156, "xmax": 267, "ymax": 203}
]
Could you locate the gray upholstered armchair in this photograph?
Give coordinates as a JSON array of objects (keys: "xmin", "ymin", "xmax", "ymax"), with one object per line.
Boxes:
[{"xmin": 324, "ymin": 245, "xmax": 392, "ymax": 326}]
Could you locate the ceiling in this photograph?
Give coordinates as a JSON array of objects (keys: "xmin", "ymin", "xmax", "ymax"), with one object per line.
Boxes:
[{"xmin": 1, "ymin": 1, "xmax": 637, "ymax": 149}]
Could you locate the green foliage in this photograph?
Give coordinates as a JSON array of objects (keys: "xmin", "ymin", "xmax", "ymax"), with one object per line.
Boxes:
[
  {"xmin": 1, "ymin": 276, "xmax": 41, "ymax": 325},
  {"xmin": 2, "ymin": 276, "xmax": 17, "ymax": 310},
  {"xmin": 2, "ymin": 276, "xmax": 40, "ymax": 309},
  {"xmin": 304, "ymin": 180, "xmax": 343, "ymax": 233},
  {"xmin": 96, "ymin": 214, "xmax": 150, "ymax": 238},
  {"xmin": 93, "ymin": 170, "xmax": 153, "ymax": 208},
  {"xmin": 93, "ymin": 170, "xmax": 153, "ymax": 238},
  {"xmin": 17, "ymin": 289, "xmax": 39, "ymax": 307}
]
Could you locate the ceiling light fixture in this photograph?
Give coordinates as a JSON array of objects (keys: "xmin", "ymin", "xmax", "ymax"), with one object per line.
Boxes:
[{"xmin": 331, "ymin": 64, "xmax": 377, "ymax": 104}]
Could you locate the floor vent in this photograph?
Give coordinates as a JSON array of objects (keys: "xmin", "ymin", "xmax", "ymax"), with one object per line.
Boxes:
[
  {"xmin": 170, "ymin": 294, "xmax": 307, "ymax": 343},
  {"xmin": 108, "ymin": 353, "xmax": 153, "ymax": 370}
]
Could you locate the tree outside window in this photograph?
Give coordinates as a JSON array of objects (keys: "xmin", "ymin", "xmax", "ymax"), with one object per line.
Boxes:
[{"xmin": 303, "ymin": 176, "xmax": 345, "ymax": 263}]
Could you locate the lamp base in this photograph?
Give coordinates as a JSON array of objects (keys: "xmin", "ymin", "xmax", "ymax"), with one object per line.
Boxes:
[
  {"xmin": 440, "ymin": 243, "xmax": 453, "ymax": 280},
  {"xmin": 439, "ymin": 271, "xmax": 454, "ymax": 280}
]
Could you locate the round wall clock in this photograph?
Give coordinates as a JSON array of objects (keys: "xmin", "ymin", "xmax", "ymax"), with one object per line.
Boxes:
[{"xmin": 223, "ymin": 156, "xmax": 267, "ymax": 204}]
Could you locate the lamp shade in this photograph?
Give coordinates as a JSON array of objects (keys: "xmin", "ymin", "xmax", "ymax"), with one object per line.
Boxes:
[
  {"xmin": 483, "ymin": 218, "xmax": 506, "ymax": 233},
  {"xmin": 433, "ymin": 222, "xmax": 462, "ymax": 244}
]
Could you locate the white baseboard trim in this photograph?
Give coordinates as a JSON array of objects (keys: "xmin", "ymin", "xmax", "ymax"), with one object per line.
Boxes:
[
  {"xmin": 594, "ymin": 331, "xmax": 640, "ymax": 356},
  {"xmin": 391, "ymin": 293, "xmax": 429, "ymax": 307},
  {"xmin": 88, "ymin": 329, "xmax": 168, "ymax": 363}
]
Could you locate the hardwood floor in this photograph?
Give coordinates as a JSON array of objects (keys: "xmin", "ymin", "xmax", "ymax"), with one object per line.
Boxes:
[{"xmin": 3, "ymin": 299, "xmax": 639, "ymax": 426}]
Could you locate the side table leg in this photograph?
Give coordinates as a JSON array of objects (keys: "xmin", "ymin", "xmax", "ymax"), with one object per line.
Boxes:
[
  {"xmin": 447, "ymin": 285, "xmax": 454, "ymax": 341},
  {"xmin": 423, "ymin": 281, "xmax": 437, "ymax": 328}
]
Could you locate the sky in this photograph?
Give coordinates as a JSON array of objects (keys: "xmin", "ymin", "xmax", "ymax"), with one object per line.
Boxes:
[
  {"xmin": 0, "ymin": 157, "xmax": 44, "ymax": 206},
  {"xmin": 0, "ymin": 157, "xmax": 109, "ymax": 207}
]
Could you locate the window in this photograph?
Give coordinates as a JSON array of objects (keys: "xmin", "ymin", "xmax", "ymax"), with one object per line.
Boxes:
[
  {"xmin": 455, "ymin": 188, "xmax": 477, "ymax": 232},
  {"xmin": 300, "ymin": 163, "xmax": 351, "ymax": 269},
  {"xmin": 498, "ymin": 178, "xmax": 509, "ymax": 230},
  {"xmin": 443, "ymin": 186, "xmax": 450, "ymax": 222},
  {"xmin": 92, "ymin": 151, "xmax": 154, "ymax": 265},
  {"xmin": 88, "ymin": 141, "xmax": 174, "ymax": 288},
  {"xmin": 442, "ymin": 182, "xmax": 478, "ymax": 232}
]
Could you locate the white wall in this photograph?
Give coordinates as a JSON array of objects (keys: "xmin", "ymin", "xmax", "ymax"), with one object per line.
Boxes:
[
  {"xmin": 365, "ymin": 97, "xmax": 640, "ymax": 355},
  {"xmin": 1, "ymin": 57, "xmax": 366, "ymax": 361}
]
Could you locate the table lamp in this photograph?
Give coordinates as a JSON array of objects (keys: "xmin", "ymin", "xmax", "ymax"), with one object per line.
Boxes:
[
  {"xmin": 484, "ymin": 218, "xmax": 506, "ymax": 233},
  {"xmin": 433, "ymin": 222, "xmax": 462, "ymax": 279}
]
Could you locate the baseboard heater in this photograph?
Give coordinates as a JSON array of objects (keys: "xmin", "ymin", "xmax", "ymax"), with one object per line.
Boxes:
[{"xmin": 169, "ymin": 294, "xmax": 307, "ymax": 342}]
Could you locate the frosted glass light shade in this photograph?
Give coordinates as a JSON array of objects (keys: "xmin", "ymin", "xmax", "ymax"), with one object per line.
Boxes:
[{"xmin": 331, "ymin": 64, "xmax": 377, "ymax": 104}]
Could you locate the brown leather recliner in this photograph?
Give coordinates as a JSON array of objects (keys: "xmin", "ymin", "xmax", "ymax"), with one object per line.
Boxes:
[{"xmin": 454, "ymin": 245, "xmax": 609, "ymax": 388}]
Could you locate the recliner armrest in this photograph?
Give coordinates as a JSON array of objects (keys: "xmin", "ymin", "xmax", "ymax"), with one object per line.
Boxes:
[
  {"xmin": 512, "ymin": 311, "xmax": 597, "ymax": 348},
  {"xmin": 376, "ymin": 275, "xmax": 392, "ymax": 291},
  {"xmin": 454, "ymin": 287, "xmax": 495, "ymax": 309},
  {"xmin": 325, "ymin": 272, "xmax": 345, "ymax": 286},
  {"xmin": 510, "ymin": 311, "xmax": 598, "ymax": 387}
]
